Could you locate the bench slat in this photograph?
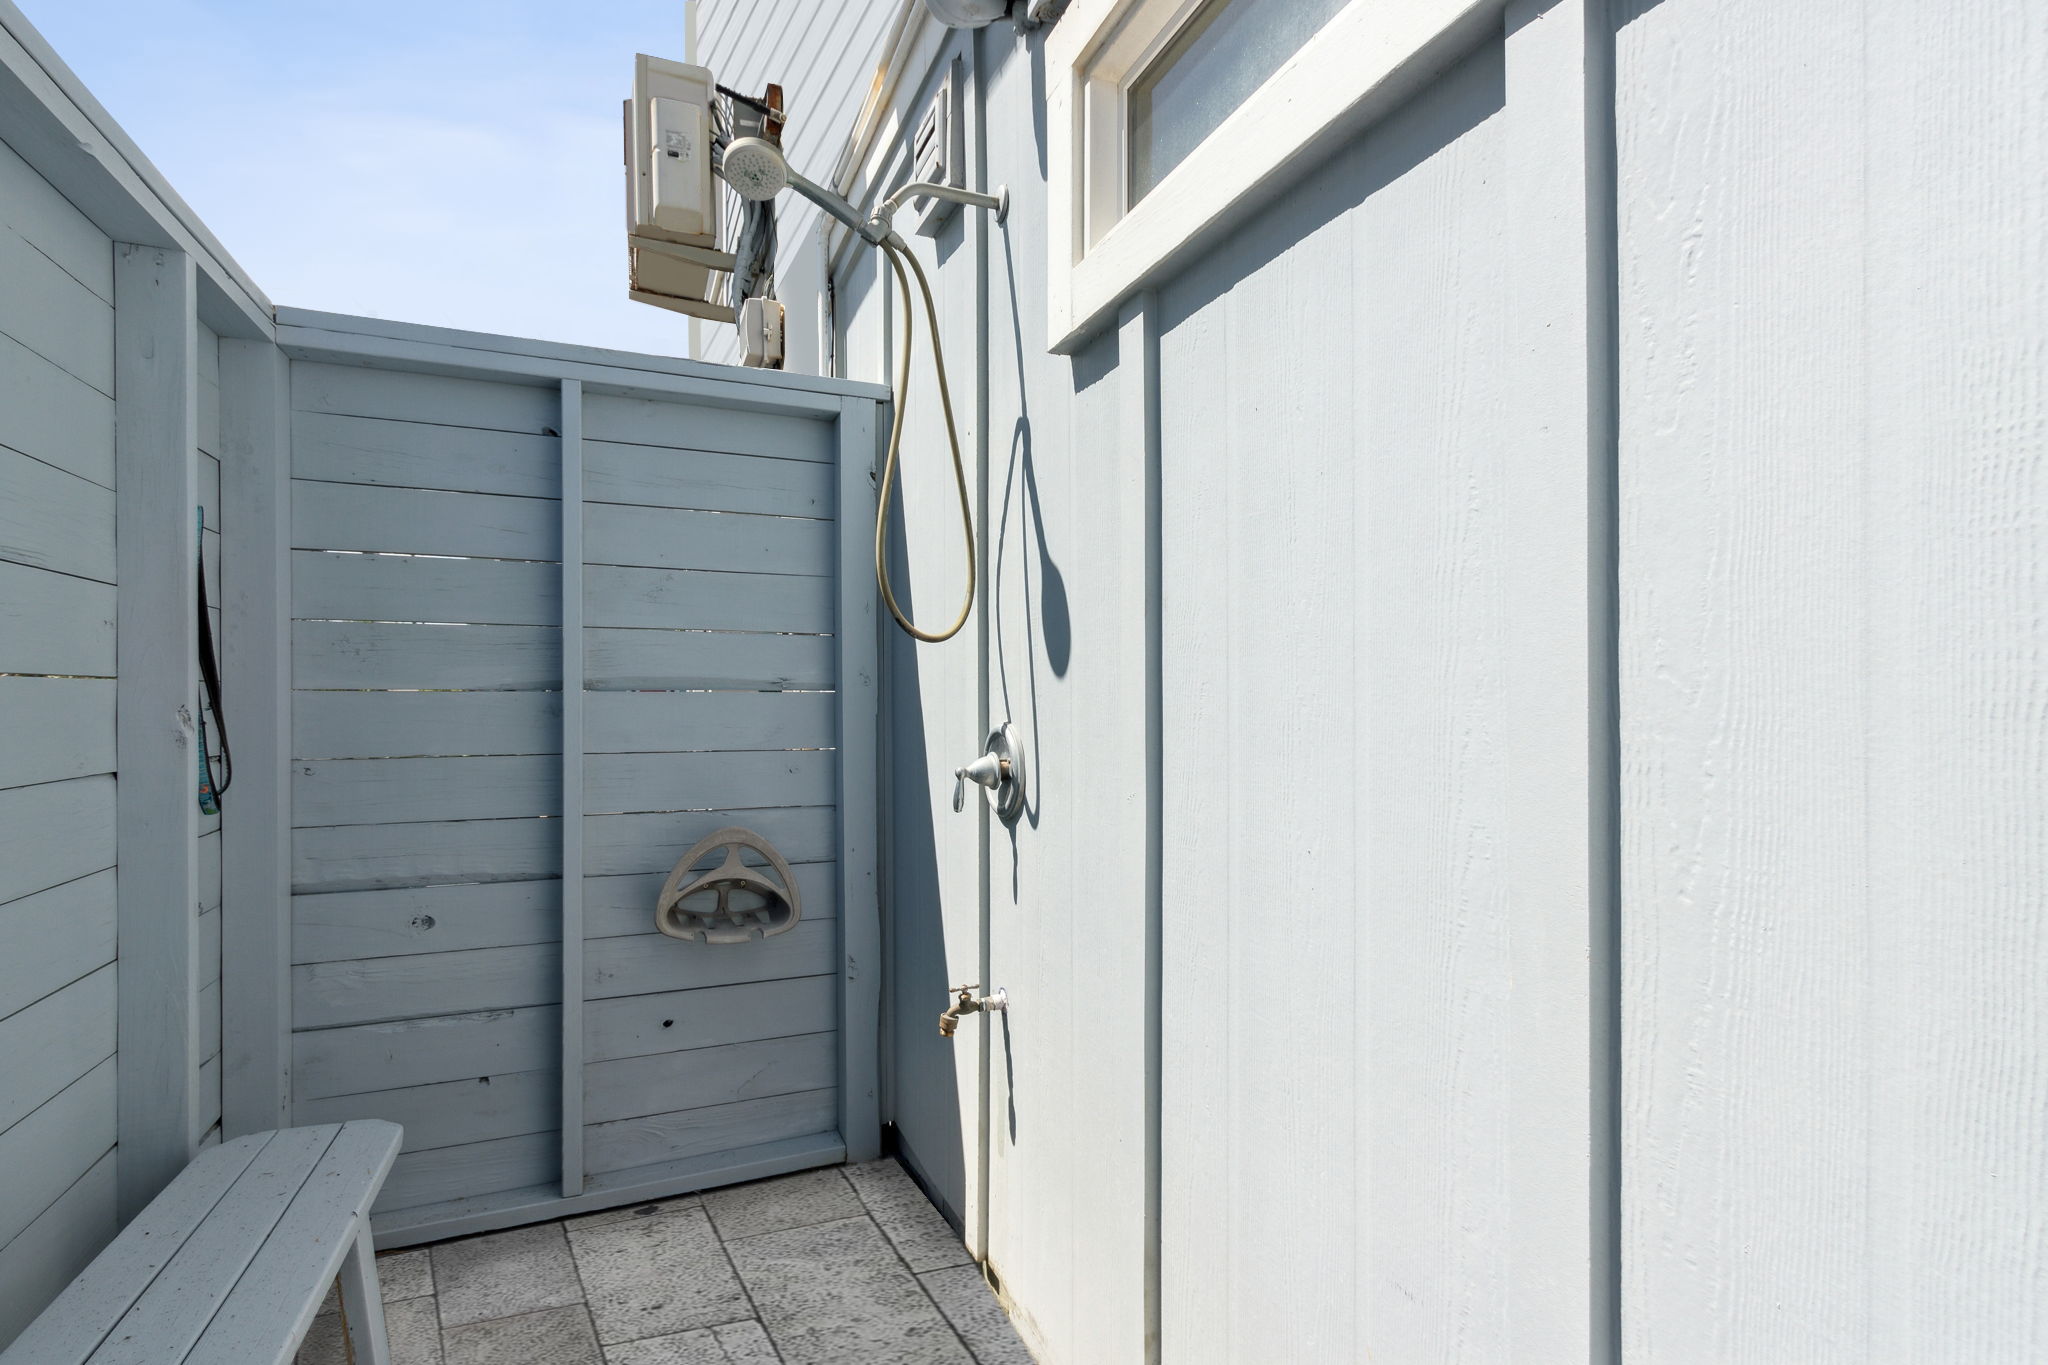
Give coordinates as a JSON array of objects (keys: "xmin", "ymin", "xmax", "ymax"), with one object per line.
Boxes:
[
  {"xmin": 186, "ymin": 1121, "xmax": 402, "ymax": 1365},
  {"xmin": 0, "ymin": 1133, "xmax": 276, "ymax": 1364},
  {"xmin": 85, "ymin": 1126, "xmax": 343, "ymax": 1365}
]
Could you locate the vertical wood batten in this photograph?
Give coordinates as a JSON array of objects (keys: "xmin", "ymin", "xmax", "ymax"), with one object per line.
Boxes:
[
  {"xmin": 219, "ymin": 338, "xmax": 292, "ymax": 1137},
  {"xmin": 113, "ymin": 243, "xmax": 202, "ymax": 1218},
  {"xmin": 836, "ymin": 396, "xmax": 882, "ymax": 1162},
  {"xmin": 1502, "ymin": 0, "xmax": 1618, "ymax": 1355},
  {"xmin": 1116, "ymin": 290, "xmax": 1165, "ymax": 1365},
  {"xmin": 559, "ymin": 378, "xmax": 585, "ymax": 1197}
]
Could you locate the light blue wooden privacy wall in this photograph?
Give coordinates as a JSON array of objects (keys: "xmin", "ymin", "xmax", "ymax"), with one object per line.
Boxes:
[
  {"xmin": 268, "ymin": 313, "xmax": 885, "ymax": 1244},
  {"xmin": 0, "ymin": 0, "xmax": 273, "ymax": 1339}
]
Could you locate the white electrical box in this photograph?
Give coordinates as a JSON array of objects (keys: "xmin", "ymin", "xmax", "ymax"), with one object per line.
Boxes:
[
  {"xmin": 739, "ymin": 297, "xmax": 785, "ymax": 369},
  {"xmin": 627, "ymin": 54, "xmax": 735, "ymax": 320}
]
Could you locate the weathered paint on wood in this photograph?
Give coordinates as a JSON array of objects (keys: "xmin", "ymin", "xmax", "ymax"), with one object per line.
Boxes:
[
  {"xmin": 0, "ymin": 558, "xmax": 115, "ymax": 677},
  {"xmin": 112, "ymin": 242, "xmax": 203, "ymax": 1220},
  {"xmin": 581, "ymin": 393, "xmax": 834, "ymax": 463},
  {"xmin": 0, "ymin": 870, "xmax": 115, "ymax": 1021},
  {"xmin": 0, "ymin": 679, "xmax": 115, "ymax": 787},
  {"xmin": 0, "ymin": 328, "xmax": 114, "ymax": 488},
  {"xmin": 0, "ymin": 1151, "xmax": 117, "ymax": 1349},
  {"xmin": 0, "ymin": 963, "xmax": 117, "ymax": 1135},
  {"xmin": 0, "ymin": 1057, "xmax": 113, "ymax": 1249},
  {"xmin": 583, "ymin": 1088, "xmax": 837, "ymax": 1178},
  {"xmin": 0, "ymin": 447, "xmax": 115, "ymax": 582},
  {"xmin": 0, "ymin": 211, "xmax": 112, "ymax": 395}
]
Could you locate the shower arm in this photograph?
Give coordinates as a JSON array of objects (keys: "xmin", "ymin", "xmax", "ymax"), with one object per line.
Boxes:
[{"xmin": 784, "ymin": 168, "xmax": 1010, "ymax": 250}]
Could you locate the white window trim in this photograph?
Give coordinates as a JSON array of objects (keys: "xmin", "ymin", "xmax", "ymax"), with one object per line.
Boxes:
[{"xmin": 1046, "ymin": 0, "xmax": 1502, "ymax": 352}]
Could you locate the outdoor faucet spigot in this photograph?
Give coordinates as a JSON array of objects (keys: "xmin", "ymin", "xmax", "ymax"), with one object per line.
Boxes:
[
  {"xmin": 952, "ymin": 753, "xmax": 1005, "ymax": 813},
  {"xmin": 939, "ymin": 984, "xmax": 1007, "ymax": 1038}
]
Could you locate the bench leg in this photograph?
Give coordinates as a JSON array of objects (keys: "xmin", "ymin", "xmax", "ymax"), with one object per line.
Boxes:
[{"xmin": 337, "ymin": 1221, "xmax": 392, "ymax": 1365}]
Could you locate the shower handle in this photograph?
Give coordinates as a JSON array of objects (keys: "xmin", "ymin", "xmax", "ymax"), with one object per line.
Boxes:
[{"xmin": 951, "ymin": 723, "xmax": 1026, "ymax": 823}]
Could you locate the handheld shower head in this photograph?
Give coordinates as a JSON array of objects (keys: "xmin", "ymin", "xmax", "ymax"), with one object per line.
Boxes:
[{"xmin": 721, "ymin": 136, "xmax": 788, "ymax": 201}]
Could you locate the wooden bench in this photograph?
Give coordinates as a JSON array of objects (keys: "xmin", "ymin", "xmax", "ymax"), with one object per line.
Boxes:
[{"xmin": 0, "ymin": 1121, "xmax": 402, "ymax": 1365}]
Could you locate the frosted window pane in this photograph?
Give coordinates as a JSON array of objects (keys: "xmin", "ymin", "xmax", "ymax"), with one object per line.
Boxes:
[{"xmin": 1127, "ymin": 0, "xmax": 1353, "ymax": 203}]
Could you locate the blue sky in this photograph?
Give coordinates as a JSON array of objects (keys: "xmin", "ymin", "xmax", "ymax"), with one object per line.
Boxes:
[{"xmin": 20, "ymin": 0, "xmax": 696, "ymax": 355}]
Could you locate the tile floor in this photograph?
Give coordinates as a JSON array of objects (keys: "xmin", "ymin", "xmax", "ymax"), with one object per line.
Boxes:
[{"xmin": 299, "ymin": 1159, "xmax": 1032, "ymax": 1365}]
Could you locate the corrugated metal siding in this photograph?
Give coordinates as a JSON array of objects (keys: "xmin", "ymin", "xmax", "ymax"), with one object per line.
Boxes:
[
  {"xmin": 0, "ymin": 130, "xmax": 122, "ymax": 1346},
  {"xmin": 694, "ymin": 0, "xmax": 901, "ymax": 367}
]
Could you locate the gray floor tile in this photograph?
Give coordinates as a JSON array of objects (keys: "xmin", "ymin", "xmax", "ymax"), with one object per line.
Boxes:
[
  {"xmin": 380, "ymin": 1248, "xmax": 436, "ymax": 1303},
  {"xmin": 570, "ymin": 1203, "xmax": 753, "ymax": 1344},
  {"xmin": 601, "ymin": 1326, "xmax": 732, "ymax": 1364},
  {"xmin": 845, "ymin": 1159, "xmax": 973, "ymax": 1273},
  {"xmin": 315, "ymin": 1247, "xmax": 433, "ymax": 1317},
  {"xmin": 433, "ymin": 1223, "xmax": 585, "ymax": 1328},
  {"xmin": 568, "ymin": 1193, "xmax": 703, "ymax": 1233},
  {"xmin": 712, "ymin": 1319, "xmax": 782, "ymax": 1363},
  {"xmin": 702, "ymin": 1168, "xmax": 863, "ymax": 1242},
  {"xmin": 299, "ymin": 1295, "xmax": 443, "ymax": 1365},
  {"xmin": 726, "ymin": 1215, "xmax": 972, "ymax": 1365},
  {"xmin": 443, "ymin": 1303, "xmax": 602, "ymax": 1365},
  {"xmin": 919, "ymin": 1267, "xmax": 1033, "ymax": 1365}
]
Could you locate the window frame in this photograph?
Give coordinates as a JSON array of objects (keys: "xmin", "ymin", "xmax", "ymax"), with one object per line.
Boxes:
[{"xmin": 1045, "ymin": 0, "xmax": 1500, "ymax": 352}]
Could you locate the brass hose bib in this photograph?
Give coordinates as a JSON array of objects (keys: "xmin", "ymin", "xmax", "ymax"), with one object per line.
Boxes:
[{"xmin": 938, "ymin": 984, "xmax": 1008, "ymax": 1038}]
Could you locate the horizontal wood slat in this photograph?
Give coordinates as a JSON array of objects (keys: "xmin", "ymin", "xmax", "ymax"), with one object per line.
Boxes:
[
  {"xmin": 293, "ymin": 408, "xmax": 561, "ymax": 499},
  {"xmin": 292, "ymin": 817, "xmax": 557, "ymax": 893},
  {"xmin": 0, "ymin": 869, "xmax": 116, "ymax": 1023},
  {"xmin": 584, "ymin": 501, "xmax": 831, "ymax": 578},
  {"xmin": 581, "ymin": 393, "xmax": 833, "ymax": 463},
  {"xmin": 0, "ymin": 449, "xmax": 116, "ymax": 583},
  {"xmin": 586, "ymin": 563, "xmax": 834, "ymax": 634},
  {"xmin": 376, "ymin": 1131, "xmax": 554, "ymax": 1214},
  {"xmin": 292, "ymin": 621, "xmax": 837, "ymax": 692},
  {"xmin": 0, "ymin": 560, "xmax": 116, "ymax": 677},
  {"xmin": 583, "ymin": 863, "xmax": 837, "ymax": 939},
  {"xmin": 288, "ymin": 863, "xmax": 839, "ymax": 964},
  {"xmin": 0, "ymin": 776, "xmax": 115, "ymax": 906},
  {"xmin": 294, "ymin": 481, "xmax": 558, "ymax": 560},
  {"xmin": 587, "ymin": 628, "xmax": 836, "ymax": 692},
  {"xmin": 0, "ymin": 329, "xmax": 114, "ymax": 488},
  {"xmin": 291, "ymin": 919, "xmax": 836, "ymax": 1029},
  {"xmin": 293, "ymin": 750, "xmax": 834, "ymax": 827},
  {"xmin": 584, "ymin": 807, "xmax": 838, "ymax": 877},
  {"xmin": 0, "ymin": 223, "xmax": 112, "ymax": 396},
  {"xmin": 585, "ymin": 1031, "xmax": 836, "ymax": 1124},
  {"xmin": 293, "ymin": 1007, "xmax": 558, "ymax": 1100},
  {"xmin": 584, "ymin": 439, "xmax": 834, "ymax": 516},
  {"xmin": 0, "ymin": 139, "xmax": 113, "ymax": 301},
  {"xmin": 0, "ymin": 963, "xmax": 116, "ymax": 1131},
  {"xmin": 293, "ymin": 879, "xmax": 561, "ymax": 964},
  {"xmin": 0, "ymin": 678, "xmax": 115, "ymax": 791},
  {"xmin": 291, "ymin": 689, "xmax": 836, "ymax": 760},
  {"xmin": 0, "ymin": 1150, "xmax": 117, "ymax": 1350},
  {"xmin": 292, "ymin": 550, "xmax": 559, "ymax": 626},
  {"xmin": 292, "ymin": 362, "xmax": 558, "ymax": 434},
  {"xmin": 0, "ymin": 1056, "xmax": 114, "ymax": 1251},
  {"xmin": 585, "ymin": 972, "xmax": 837, "ymax": 1063},
  {"xmin": 583, "ymin": 1089, "xmax": 836, "ymax": 1179}
]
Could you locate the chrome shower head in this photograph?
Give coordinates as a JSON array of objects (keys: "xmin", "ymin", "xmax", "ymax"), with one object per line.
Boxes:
[{"xmin": 721, "ymin": 136, "xmax": 789, "ymax": 201}]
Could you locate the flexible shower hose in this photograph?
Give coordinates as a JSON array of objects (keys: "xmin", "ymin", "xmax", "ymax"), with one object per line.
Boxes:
[{"xmin": 874, "ymin": 238, "xmax": 974, "ymax": 643}]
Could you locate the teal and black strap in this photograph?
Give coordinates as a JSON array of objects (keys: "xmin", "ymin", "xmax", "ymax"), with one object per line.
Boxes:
[{"xmin": 196, "ymin": 508, "xmax": 231, "ymax": 813}]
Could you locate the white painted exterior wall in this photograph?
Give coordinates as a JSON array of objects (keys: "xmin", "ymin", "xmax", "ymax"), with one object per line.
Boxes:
[
  {"xmin": 692, "ymin": 0, "xmax": 906, "ymax": 371},
  {"xmin": 790, "ymin": 0, "xmax": 2046, "ymax": 1361}
]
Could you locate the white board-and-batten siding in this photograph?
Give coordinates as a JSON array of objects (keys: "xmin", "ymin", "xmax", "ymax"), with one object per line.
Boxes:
[{"xmin": 284, "ymin": 357, "xmax": 852, "ymax": 1230}]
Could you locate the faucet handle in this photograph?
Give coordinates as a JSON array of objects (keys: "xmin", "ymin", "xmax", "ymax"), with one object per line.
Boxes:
[{"xmin": 952, "ymin": 752, "xmax": 1003, "ymax": 813}]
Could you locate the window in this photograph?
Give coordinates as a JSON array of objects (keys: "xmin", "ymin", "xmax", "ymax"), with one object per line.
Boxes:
[
  {"xmin": 1046, "ymin": 0, "xmax": 1489, "ymax": 351},
  {"xmin": 1127, "ymin": 0, "xmax": 1352, "ymax": 204}
]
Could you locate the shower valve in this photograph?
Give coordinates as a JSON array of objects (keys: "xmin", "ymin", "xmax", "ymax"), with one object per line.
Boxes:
[{"xmin": 952, "ymin": 723, "xmax": 1026, "ymax": 823}]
